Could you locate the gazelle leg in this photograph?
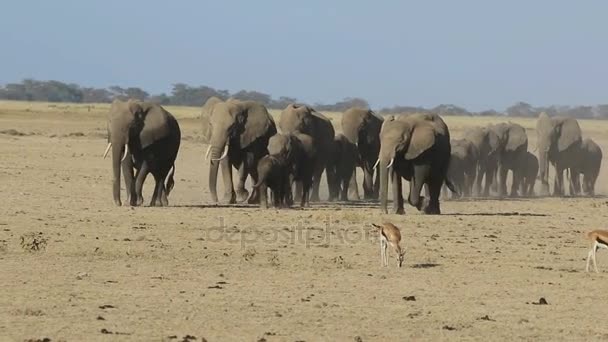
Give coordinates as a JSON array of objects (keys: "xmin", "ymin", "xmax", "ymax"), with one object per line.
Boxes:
[
  {"xmin": 587, "ymin": 249, "xmax": 593, "ymax": 272},
  {"xmin": 380, "ymin": 239, "xmax": 384, "ymax": 267},
  {"xmin": 593, "ymin": 243, "xmax": 599, "ymax": 273}
]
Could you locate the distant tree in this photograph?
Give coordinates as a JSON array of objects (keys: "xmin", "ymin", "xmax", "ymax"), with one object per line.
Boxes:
[
  {"xmin": 315, "ymin": 97, "xmax": 370, "ymax": 112},
  {"xmin": 477, "ymin": 109, "xmax": 501, "ymax": 116},
  {"xmin": 123, "ymin": 87, "xmax": 149, "ymax": 101},
  {"xmin": 506, "ymin": 102, "xmax": 537, "ymax": 117},
  {"xmin": 269, "ymin": 96, "xmax": 298, "ymax": 109},
  {"xmin": 232, "ymin": 90, "xmax": 272, "ymax": 106},
  {"xmin": 378, "ymin": 105, "xmax": 429, "ymax": 114},
  {"xmin": 432, "ymin": 104, "xmax": 471, "ymax": 116},
  {"xmin": 81, "ymin": 87, "xmax": 112, "ymax": 103},
  {"xmin": 148, "ymin": 93, "xmax": 171, "ymax": 105}
]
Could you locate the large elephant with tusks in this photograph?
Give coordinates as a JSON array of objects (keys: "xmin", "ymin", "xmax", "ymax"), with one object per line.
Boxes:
[
  {"xmin": 378, "ymin": 113, "xmax": 453, "ymax": 215},
  {"xmin": 206, "ymin": 100, "xmax": 276, "ymax": 204},
  {"xmin": 104, "ymin": 99, "xmax": 181, "ymax": 207}
]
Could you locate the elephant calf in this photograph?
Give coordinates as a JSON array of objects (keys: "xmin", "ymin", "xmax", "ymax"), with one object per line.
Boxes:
[
  {"xmin": 327, "ymin": 134, "xmax": 358, "ymax": 201},
  {"xmin": 519, "ymin": 152, "xmax": 539, "ymax": 197},
  {"xmin": 575, "ymin": 138, "xmax": 602, "ymax": 196},
  {"xmin": 446, "ymin": 139, "xmax": 479, "ymax": 198},
  {"xmin": 253, "ymin": 133, "xmax": 316, "ymax": 209},
  {"xmin": 252, "ymin": 155, "xmax": 289, "ymax": 209}
]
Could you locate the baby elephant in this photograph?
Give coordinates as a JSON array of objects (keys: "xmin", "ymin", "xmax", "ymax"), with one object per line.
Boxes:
[
  {"xmin": 254, "ymin": 133, "xmax": 316, "ymax": 209},
  {"xmin": 252, "ymin": 155, "xmax": 289, "ymax": 209},
  {"xmin": 519, "ymin": 151, "xmax": 539, "ymax": 196},
  {"xmin": 575, "ymin": 138, "xmax": 602, "ymax": 196},
  {"xmin": 327, "ymin": 134, "xmax": 358, "ymax": 201}
]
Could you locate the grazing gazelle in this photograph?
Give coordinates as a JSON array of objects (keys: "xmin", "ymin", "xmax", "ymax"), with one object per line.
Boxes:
[
  {"xmin": 586, "ymin": 230, "xmax": 608, "ymax": 273},
  {"xmin": 372, "ymin": 223, "xmax": 405, "ymax": 267}
]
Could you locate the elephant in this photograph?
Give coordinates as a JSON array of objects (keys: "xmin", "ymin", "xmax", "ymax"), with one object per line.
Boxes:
[
  {"xmin": 462, "ymin": 126, "xmax": 500, "ymax": 197},
  {"xmin": 446, "ymin": 139, "xmax": 479, "ymax": 198},
  {"xmin": 571, "ymin": 138, "xmax": 602, "ymax": 196},
  {"xmin": 519, "ymin": 151, "xmax": 539, "ymax": 197},
  {"xmin": 536, "ymin": 112, "xmax": 582, "ymax": 196},
  {"xmin": 326, "ymin": 134, "xmax": 358, "ymax": 201},
  {"xmin": 341, "ymin": 107, "xmax": 383, "ymax": 200},
  {"xmin": 200, "ymin": 96, "xmax": 223, "ymax": 144},
  {"xmin": 207, "ymin": 100, "xmax": 277, "ymax": 204},
  {"xmin": 252, "ymin": 155, "xmax": 289, "ymax": 209},
  {"xmin": 104, "ymin": 99, "xmax": 181, "ymax": 207},
  {"xmin": 378, "ymin": 113, "xmax": 453, "ymax": 215},
  {"xmin": 279, "ymin": 104, "xmax": 335, "ymax": 201},
  {"xmin": 262, "ymin": 132, "xmax": 316, "ymax": 208},
  {"xmin": 488, "ymin": 122, "xmax": 528, "ymax": 197}
]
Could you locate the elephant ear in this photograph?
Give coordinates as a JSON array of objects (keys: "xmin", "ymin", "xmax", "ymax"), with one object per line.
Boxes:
[
  {"xmin": 557, "ymin": 118, "xmax": 582, "ymax": 152},
  {"xmin": 239, "ymin": 105, "xmax": 276, "ymax": 148},
  {"xmin": 405, "ymin": 122, "xmax": 435, "ymax": 160},
  {"xmin": 505, "ymin": 125, "xmax": 528, "ymax": 152}
]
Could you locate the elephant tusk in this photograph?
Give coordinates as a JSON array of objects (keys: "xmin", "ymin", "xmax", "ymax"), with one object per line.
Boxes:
[
  {"xmin": 165, "ymin": 164, "xmax": 175, "ymax": 184},
  {"xmin": 103, "ymin": 142, "xmax": 112, "ymax": 159},
  {"xmin": 372, "ymin": 159, "xmax": 379, "ymax": 169},
  {"xmin": 205, "ymin": 145, "xmax": 212, "ymax": 160},
  {"xmin": 386, "ymin": 158, "xmax": 394, "ymax": 169},
  {"xmin": 121, "ymin": 144, "xmax": 129, "ymax": 162},
  {"xmin": 212, "ymin": 144, "xmax": 229, "ymax": 161}
]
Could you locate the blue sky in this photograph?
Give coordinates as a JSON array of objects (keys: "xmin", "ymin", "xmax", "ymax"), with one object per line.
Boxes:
[{"xmin": 1, "ymin": 1, "xmax": 606, "ymax": 110}]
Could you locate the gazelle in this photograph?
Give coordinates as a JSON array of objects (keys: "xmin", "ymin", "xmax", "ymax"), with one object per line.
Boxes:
[
  {"xmin": 372, "ymin": 223, "xmax": 405, "ymax": 267},
  {"xmin": 585, "ymin": 230, "xmax": 608, "ymax": 273}
]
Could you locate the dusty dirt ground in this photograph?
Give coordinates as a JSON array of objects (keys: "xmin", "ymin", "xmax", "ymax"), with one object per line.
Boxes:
[{"xmin": 2, "ymin": 104, "xmax": 608, "ymax": 341}]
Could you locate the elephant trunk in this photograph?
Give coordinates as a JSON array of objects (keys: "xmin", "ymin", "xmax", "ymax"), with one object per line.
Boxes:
[
  {"xmin": 538, "ymin": 149, "xmax": 550, "ymax": 196},
  {"xmin": 379, "ymin": 158, "xmax": 390, "ymax": 214},
  {"xmin": 111, "ymin": 142, "xmax": 125, "ymax": 206},
  {"xmin": 208, "ymin": 145, "xmax": 223, "ymax": 203}
]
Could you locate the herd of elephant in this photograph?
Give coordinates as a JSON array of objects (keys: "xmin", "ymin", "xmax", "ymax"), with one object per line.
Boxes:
[
  {"xmin": 103, "ymin": 98, "xmax": 603, "ymax": 215},
  {"xmin": 446, "ymin": 114, "xmax": 603, "ymax": 200}
]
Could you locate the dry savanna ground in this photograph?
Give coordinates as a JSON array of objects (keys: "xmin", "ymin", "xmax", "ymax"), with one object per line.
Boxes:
[{"xmin": 2, "ymin": 100, "xmax": 608, "ymax": 341}]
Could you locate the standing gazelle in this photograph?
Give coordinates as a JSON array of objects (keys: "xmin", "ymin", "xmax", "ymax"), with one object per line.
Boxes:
[
  {"xmin": 372, "ymin": 223, "xmax": 405, "ymax": 267},
  {"xmin": 585, "ymin": 230, "xmax": 608, "ymax": 273}
]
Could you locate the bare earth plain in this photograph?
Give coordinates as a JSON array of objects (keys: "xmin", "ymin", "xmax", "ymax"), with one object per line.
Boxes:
[{"xmin": 2, "ymin": 101, "xmax": 608, "ymax": 341}]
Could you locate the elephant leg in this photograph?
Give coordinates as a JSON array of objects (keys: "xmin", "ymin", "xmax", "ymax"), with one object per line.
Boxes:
[
  {"xmin": 509, "ymin": 169, "xmax": 519, "ymax": 197},
  {"xmin": 483, "ymin": 165, "xmax": 494, "ymax": 197},
  {"xmin": 220, "ymin": 159, "xmax": 236, "ymax": 204},
  {"xmin": 363, "ymin": 164, "xmax": 375, "ymax": 199},
  {"xmin": 391, "ymin": 169, "xmax": 405, "ymax": 215},
  {"xmin": 553, "ymin": 166, "xmax": 564, "ymax": 196},
  {"xmin": 235, "ymin": 162, "xmax": 249, "ymax": 203},
  {"xmin": 259, "ymin": 183, "xmax": 268, "ymax": 209},
  {"xmin": 496, "ymin": 164, "xmax": 508, "ymax": 197},
  {"xmin": 150, "ymin": 175, "xmax": 164, "ymax": 207},
  {"xmin": 134, "ymin": 161, "xmax": 149, "ymax": 206},
  {"xmin": 424, "ymin": 176, "xmax": 443, "ymax": 215},
  {"xmin": 295, "ymin": 181, "xmax": 303, "ymax": 204},
  {"xmin": 571, "ymin": 169, "xmax": 582, "ymax": 196},
  {"xmin": 408, "ymin": 164, "xmax": 429, "ymax": 212},
  {"xmin": 247, "ymin": 163, "xmax": 261, "ymax": 204},
  {"xmin": 326, "ymin": 166, "xmax": 338, "ymax": 202},
  {"xmin": 310, "ymin": 164, "xmax": 324, "ymax": 202},
  {"xmin": 301, "ymin": 179, "xmax": 312, "ymax": 208},
  {"xmin": 347, "ymin": 167, "xmax": 361, "ymax": 200},
  {"xmin": 122, "ymin": 156, "xmax": 136, "ymax": 206},
  {"xmin": 158, "ymin": 169, "xmax": 169, "ymax": 206}
]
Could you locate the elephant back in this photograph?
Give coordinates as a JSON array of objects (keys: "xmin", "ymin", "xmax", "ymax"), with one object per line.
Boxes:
[
  {"xmin": 555, "ymin": 117, "xmax": 582, "ymax": 152},
  {"xmin": 135, "ymin": 103, "xmax": 179, "ymax": 149},
  {"xmin": 505, "ymin": 123, "xmax": 528, "ymax": 153},
  {"xmin": 341, "ymin": 108, "xmax": 379, "ymax": 144}
]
